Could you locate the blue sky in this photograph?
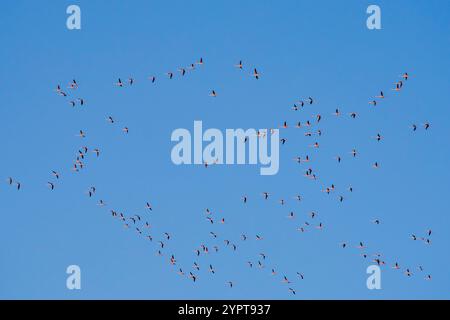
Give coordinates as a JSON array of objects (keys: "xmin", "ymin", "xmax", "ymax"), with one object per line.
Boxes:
[{"xmin": 0, "ymin": 0, "xmax": 449, "ymax": 299}]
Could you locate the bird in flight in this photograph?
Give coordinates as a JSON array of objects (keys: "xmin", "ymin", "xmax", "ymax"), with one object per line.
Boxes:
[
  {"xmin": 189, "ymin": 272, "xmax": 197, "ymax": 282},
  {"xmin": 393, "ymin": 81, "xmax": 403, "ymax": 91},
  {"xmin": 252, "ymin": 68, "xmax": 260, "ymax": 79},
  {"xmin": 93, "ymin": 149, "xmax": 100, "ymax": 157},
  {"xmin": 77, "ymin": 130, "xmax": 86, "ymax": 138},
  {"xmin": 282, "ymin": 275, "xmax": 291, "ymax": 284},
  {"xmin": 373, "ymin": 133, "xmax": 383, "ymax": 141},
  {"xmin": 115, "ymin": 78, "xmax": 124, "ymax": 87},
  {"xmin": 376, "ymin": 91, "xmax": 385, "ymax": 99},
  {"xmin": 68, "ymin": 79, "xmax": 78, "ymax": 89}
]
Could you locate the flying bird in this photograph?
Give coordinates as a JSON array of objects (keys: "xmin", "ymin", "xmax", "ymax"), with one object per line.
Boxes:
[
  {"xmin": 252, "ymin": 68, "xmax": 260, "ymax": 79},
  {"xmin": 115, "ymin": 78, "xmax": 124, "ymax": 87}
]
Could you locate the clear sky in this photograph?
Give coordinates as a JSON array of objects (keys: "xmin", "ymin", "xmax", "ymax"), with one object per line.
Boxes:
[{"xmin": 0, "ymin": 0, "xmax": 449, "ymax": 299}]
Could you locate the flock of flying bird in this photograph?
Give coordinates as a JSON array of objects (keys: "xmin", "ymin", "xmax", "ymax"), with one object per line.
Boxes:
[{"xmin": 4, "ymin": 57, "xmax": 434, "ymax": 297}]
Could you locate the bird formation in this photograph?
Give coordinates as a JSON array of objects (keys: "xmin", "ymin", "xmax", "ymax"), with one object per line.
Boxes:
[
  {"xmin": 6, "ymin": 177, "xmax": 20, "ymax": 190},
  {"xmin": 55, "ymin": 80, "xmax": 85, "ymax": 108},
  {"xmin": 3, "ymin": 58, "xmax": 434, "ymax": 297}
]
